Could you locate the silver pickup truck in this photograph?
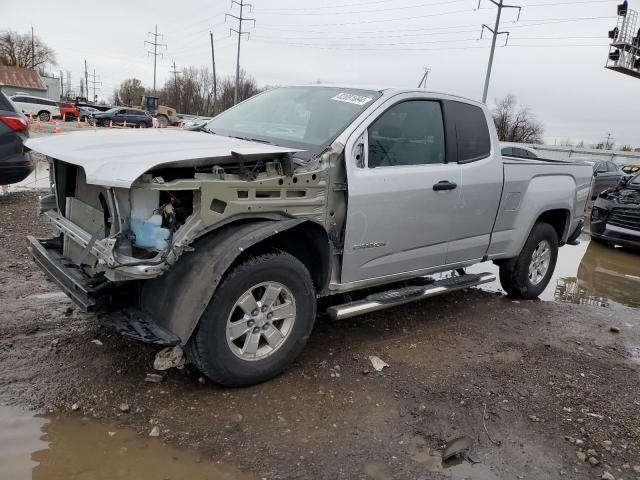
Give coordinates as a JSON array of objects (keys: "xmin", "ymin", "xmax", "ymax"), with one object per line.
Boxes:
[{"xmin": 25, "ymin": 86, "xmax": 592, "ymax": 386}]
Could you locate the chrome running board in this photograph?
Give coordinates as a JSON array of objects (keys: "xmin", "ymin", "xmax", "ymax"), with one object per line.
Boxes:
[{"xmin": 326, "ymin": 272, "xmax": 496, "ymax": 321}]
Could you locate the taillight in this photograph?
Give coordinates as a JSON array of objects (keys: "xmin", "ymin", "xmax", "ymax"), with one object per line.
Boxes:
[{"xmin": 0, "ymin": 115, "xmax": 28, "ymax": 132}]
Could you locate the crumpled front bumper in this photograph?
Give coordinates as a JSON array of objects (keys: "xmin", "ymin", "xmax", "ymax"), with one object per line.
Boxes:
[
  {"xmin": 26, "ymin": 235, "xmax": 111, "ymax": 311},
  {"xmin": 26, "ymin": 235, "xmax": 180, "ymax": 345}
]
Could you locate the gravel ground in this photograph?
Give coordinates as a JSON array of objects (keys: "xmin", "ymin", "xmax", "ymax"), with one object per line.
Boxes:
[{"xmin": 1, "ymin": 191, "xmax": 639, "ymax": 480}]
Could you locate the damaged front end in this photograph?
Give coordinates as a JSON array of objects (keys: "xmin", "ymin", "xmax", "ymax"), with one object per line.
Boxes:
[{"xmin": 26, "ymin": 144, "xmax": 332, "ymax": 346}]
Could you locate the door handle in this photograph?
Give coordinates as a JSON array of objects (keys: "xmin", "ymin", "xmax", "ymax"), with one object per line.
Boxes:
[{"xmin": 433, "ymin": 180, "xmax": 458, "ymax": 191}]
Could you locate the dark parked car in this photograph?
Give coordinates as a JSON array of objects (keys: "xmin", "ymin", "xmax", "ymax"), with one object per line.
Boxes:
[
  {"xmin": 590, "ymin": 173, "xmax": 640, "ymax": 249},
  {"xmin": 0, "ymin": 91, "xmax": 32, "ymax": 185},
  {"xmin": 93, "ymin": 108, "xmax": 153, "ymax": 128},
  {"xmin": 591, "ymin": 160, "xmax": 624, "ymax": 199}
]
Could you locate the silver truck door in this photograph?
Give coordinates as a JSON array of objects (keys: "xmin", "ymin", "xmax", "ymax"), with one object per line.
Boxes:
[
  {"xmin": 341, "ymin": 97, "xmax": 461, "ymax": 284},
  {"xmin": 442, "ymin": 101, "xmax": 503, "ymax": 264}
]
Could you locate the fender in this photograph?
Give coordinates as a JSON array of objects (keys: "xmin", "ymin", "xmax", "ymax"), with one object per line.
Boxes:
[{"xmin": 138, "ymin": 218, "xmax": 309, "ymax": 344}]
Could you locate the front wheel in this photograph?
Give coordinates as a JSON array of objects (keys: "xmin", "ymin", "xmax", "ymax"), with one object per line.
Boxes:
[
  {"xmin": 499, "ymin": 222, "xmax": 559, "ymax": 299},
  {"xmin": 38, "ymin": 111, "xmax": 50, "ymax": 122},
  {"xmin": 137, "ymin": 121, "xmax": 147, "ymax": 128},
  {"xmin": 189, "ymin": 251, "xmax": 316, "ymax": 387}
]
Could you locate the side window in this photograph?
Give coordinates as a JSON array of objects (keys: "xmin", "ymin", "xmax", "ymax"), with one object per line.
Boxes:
[
  {"xmin": 367, "ymin": 100, "xmax": 445, "ymax": 168},
  {"xmin": 607, "ymin": 162, "xmax": 618, "ymax": 172},
  {"xmin": 118, "ymin": 109, "xmax": 127, "ymax": 115},
  {"xmin": 448, "ymin": 101, "xmax": 491, "ymax": 163},
  {"xmin": 595, "ymin": 162, "xmax": 607, "ymax": 173},
  {"xmin": 525, "ymin": 149, "xmax": 538, "ymax": 159},
  {"xmin": 501, "ymin": 147, "xmax": 513, "ymax": 156},
  {"xmin": 11, "ymin": 96, "xmax": 26, "ymax": 103}
]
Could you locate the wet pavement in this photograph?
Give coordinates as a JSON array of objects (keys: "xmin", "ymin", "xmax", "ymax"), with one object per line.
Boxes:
[
  {"xmin": 469, "ymin": 236, "xmax": 640, "ymax": 308},
  {"xmin": 0, "ymin": 405, "xmax": 258, "ymax": 480}
]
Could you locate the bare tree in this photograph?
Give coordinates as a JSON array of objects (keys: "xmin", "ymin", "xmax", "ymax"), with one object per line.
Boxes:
[
  {"xmin": 492, "ymin": 94, "xmax": 544, "ymax": 144},
  {"xmin": 158, "ymin": 67, "xmax": 262, "ymax": 116},
  {"xmin": 113, "ymin": 78, "xmax": 146, "ymax": 106},
  {"xmin": 0, "ymin": 30, "xmax": 57, "ymax": 70}
]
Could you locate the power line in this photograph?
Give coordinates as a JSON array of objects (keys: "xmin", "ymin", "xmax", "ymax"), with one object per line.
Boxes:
[
  {"xmin": 480, "ymin": 0, "xmax": 522, "ymax": 103},
  {"xmin": 145, "ymin": 24, "xmax": 167, "ymax": 94},
  {"xmin": 226, "ymin": 0, "xmax": 255, "ymax": 105},
  {"xmin": 254, "ymin": 0, "xmax": 466, "ymax": 16}
]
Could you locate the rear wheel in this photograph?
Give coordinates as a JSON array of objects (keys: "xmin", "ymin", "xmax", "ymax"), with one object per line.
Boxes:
[
  {"xmin": 137, "ymin": 121, "xmax": 147, "ymax": 128},
  {"xmin": 38, "ymin": 111, "xmax": 50, "ymax": 122},
  {"xmin": 157, "ymin": 115, "xmax": 169, "ymax": 128},
  {"xmin": 189, "ymin": 251, "xmax": 316, "ymax": 387},
  {"xmin": 100, "ymin": 119, "xmax": 110, "ymax": 127},
  {"xmin": 499, "ymin": 222, "xmax": 558, "ymax": 299}
]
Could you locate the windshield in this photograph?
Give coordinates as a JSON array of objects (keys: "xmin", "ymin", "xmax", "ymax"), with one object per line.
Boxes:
[
  {"xmin": 205, "ymin": 86, "xmax": 381, "ymax": 157},
  {"xmin": 104, "ymin": 108, "xmax": 119, "ymax": 114}
]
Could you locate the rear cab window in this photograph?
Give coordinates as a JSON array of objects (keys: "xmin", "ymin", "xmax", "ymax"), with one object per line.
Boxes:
[{"xmin": 446, "ymin": 101, "xmax": 491, "ymax": 163}]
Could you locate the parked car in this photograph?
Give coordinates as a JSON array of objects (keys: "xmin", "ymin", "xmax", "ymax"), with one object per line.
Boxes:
[
  {"xmin": 590, "ymin": 172, "xmax": 640, "ymax": 248},
  {"xmin": 25, "ymin": 86, "xmax": 592, "ymax": 386},
  {"xmin": 591, "ymin": 160, "xmax": 624, "ymax": 199},
  {"xmin": 501, "ymin": 143, "xmax": 540, "ymax": 159},
  {"xmin": 78, "ymin": 106, "xmax": 99, "ymax": 122},
  {"xmin": 0, "ymin": 91, "xmax": 32, "ymax": 184},
  {"xmin": 621, "ymin": 164, "xmax": 640, "ymax": 175},
  {"xmin": 58, "ymin": 101, "xmax": 80, "ymax": 121},
  {"xmin": 9, "ymin": 93, "xmax": 61, "ymax": 122},
  {"xmin": 93, "ymin": 107, "xmax": 153, "ymax": 128}
]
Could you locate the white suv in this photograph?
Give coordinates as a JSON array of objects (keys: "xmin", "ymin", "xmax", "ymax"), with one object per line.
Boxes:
[{"xmin": 9, "ymin": 93, "xmax": 61, "ymax": 122}]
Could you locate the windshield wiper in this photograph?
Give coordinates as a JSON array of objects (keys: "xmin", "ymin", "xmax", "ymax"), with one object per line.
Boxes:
[{"xmin": 231, "ymin": 135, "xmax": 272, "ymax": 145}]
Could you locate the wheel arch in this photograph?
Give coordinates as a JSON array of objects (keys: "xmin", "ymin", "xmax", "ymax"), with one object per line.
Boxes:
[
  {"xmin": 535, "ymin": 208, "xmax": 571, "ymax": 245},
  {"xmin": 138, "ymin": 217, "xmax": 330, "ymax": 344}
]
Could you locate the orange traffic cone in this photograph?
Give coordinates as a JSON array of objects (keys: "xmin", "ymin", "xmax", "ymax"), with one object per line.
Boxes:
[
  {"xmin": 35, "ymin": 118, "xmax": 41, "ymax": 129},
  {"xmin": 123, "ymin": 120, "xmax": 127, "ymax": 128},
  {"xmin": 76, "ymin": 117, "xmax": 81, "ymax": 128},
  {"xmin": 84, "ymin": 116, "xmax": 88, "ymax": 125},
  {"xmin": 48, "ymin": 115, "xmax": 53, "ymax": 124},
  {"xmin": 55, "ymin": 120, "xmax": 61, "ymax": 134},
  {"xmin": 62, "ymin": 113, "xmax": 66, "ymax": 122},
  {"xmin": 28, "ymin": 114, "xmax": 33, "ymax": 124},
  {"xmin": 109, "ymin": 120, "xmax": 113, "ymax": 128}
]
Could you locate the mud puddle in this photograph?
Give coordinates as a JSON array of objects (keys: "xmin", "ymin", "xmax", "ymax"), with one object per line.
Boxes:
[
  {"xmin": 468, "ymin": 237, "xmax": 640, "ymax": 308},
  {"xmin": 0, "ymin": 405, "xmax": 258, "ymax": 480}
]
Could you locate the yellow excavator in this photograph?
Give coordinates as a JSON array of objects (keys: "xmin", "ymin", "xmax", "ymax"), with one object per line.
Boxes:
[{"xmin": 135, "ymin": 95, "xmax": 179, "ymax": 127}]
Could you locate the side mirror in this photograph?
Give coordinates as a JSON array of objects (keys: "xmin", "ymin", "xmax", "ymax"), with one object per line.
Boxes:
[
  {"xmin": 355, "ymin": 143, "xmax": 365, "ymax": 168},
  {"xmin": 593, "ymin": 171, "xmax": 598, "ymax": 177}
]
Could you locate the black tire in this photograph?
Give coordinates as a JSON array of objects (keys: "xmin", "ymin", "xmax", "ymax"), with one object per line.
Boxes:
[
  {"xmin": 137, "ymin": 121, "xmax": 147, "ymax": 128},
  {"xmin": 157, "ymin": 115, "xmax": 169, "ymax": 128},
  {"xmin": 65, "ymin": 114, "xmax": 76, "ymax": 122},
  {"xmin": 190, "ymin": 251, "xmax": 316, "ymax": 387},
  {"xmin": 38, "ymin": 111, "xmax": 50, "ymax": 122},
  {"xmin": 100, "ymin": 119, "xmax": 110, "ymax": 127},
  {"xmin": 499, "ymin": 222, "xmax": 559, "ymax": 299}
]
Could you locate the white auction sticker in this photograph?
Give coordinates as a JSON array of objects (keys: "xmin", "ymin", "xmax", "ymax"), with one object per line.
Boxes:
[{"xmin": 330, "ymin": 93, "xmax": 373, "ymax": 106}]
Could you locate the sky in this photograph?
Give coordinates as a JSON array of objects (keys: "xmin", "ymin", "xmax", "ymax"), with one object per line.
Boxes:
[{"xmin": 4, "ymin": 0, "xmax": 638, "ymax": 147}]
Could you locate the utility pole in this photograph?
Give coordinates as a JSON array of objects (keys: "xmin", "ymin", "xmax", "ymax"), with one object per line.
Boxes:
[
  {"xmin": 417, "ymin": 67, "xmax": 431, "ymax": 88},
  {"xmin": 31, "ymin": 26, "xmax": 35, "ymax": 69},
  {"xmin": 79, "ymin": 78, "xmax": 85, "ymax": 99},
  {"xmin": 66, "ymin": 71, "xmax": 72, "ymax": 98},
  {"xmin": 226, "ymin": 1, "xmax": 255, "ymax": 105},
  {"xmin": 169, "ymin": 60, "xmax": 180, "ymax": 111},
  {"xmin": 479, "ymin": 0, "xmax": 521, "ymax": 103},
  {"xmin": 210, "ymin": 31, "xmax": 217, "ymax": 113},
  {"xmin": 145, "ymin": 24, "xmax": 167, "ymax": 94},
  {"xmin": 605, "ymin": 133, "xmax": 613, "ymax": 150},
  {"xmin": 87, "ymin": 69, "xmax": 102, "ymax": 104},
  {"xmin": 59, "ymin": 70, "xmax": 64, "ymax": 98},
  {"xmin": 84, "ymin": 60, "xmax": 89, "ymax": 101}
]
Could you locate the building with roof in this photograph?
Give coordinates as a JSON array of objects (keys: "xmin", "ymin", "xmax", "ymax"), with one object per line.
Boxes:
[{"xmin": 0, "ymin": 66, "xmax": 59, "ymax": 100}]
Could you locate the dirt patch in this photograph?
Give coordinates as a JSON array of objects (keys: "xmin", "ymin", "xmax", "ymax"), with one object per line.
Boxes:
[{"xmin": 1, "ymin": 191, "xmax": 639, "ymax": 479}]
